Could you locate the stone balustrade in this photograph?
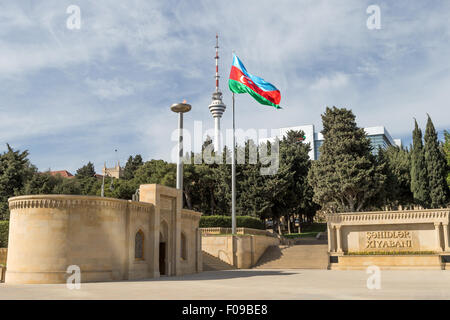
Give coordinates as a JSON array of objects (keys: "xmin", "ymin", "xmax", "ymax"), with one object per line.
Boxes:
[{"xmin": 328, "ymin": 209, "xmax": 449, "ymax": 225}]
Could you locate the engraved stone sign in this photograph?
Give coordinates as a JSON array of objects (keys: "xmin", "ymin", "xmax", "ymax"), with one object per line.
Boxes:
[{"xmin": 365, "ymin": 231, "xmax": 412, "ymax": 250}]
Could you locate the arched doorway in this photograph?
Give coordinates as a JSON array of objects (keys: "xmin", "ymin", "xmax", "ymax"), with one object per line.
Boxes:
[
  {"xmin": 159, "ymin": 238, "xmax": 166, "ymax": 275},
  {"xmin": 159, "ymin": 220, "xmax": 169, "ymax": 276}
]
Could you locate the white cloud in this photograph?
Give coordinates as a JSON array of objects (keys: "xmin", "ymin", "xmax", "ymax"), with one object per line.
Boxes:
[
  {"xmin": 310, "ymin": 73, "xmax": 349, "ymax": 90},
  {"xmin": 0, "ymin": 0, "xmax": 449, "ymax": 172},
  {"xmin": 85, "ymin": 78, "xmax": 135, "ymax": 100}
]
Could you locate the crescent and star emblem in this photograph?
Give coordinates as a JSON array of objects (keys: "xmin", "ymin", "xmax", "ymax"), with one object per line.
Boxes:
[{"xmin": 240, "ymin": 75, "xmax": 254, "ymax": 86}]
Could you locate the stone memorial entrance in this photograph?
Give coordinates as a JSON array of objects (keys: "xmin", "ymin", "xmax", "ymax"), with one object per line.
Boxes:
[{"xmin": 327, "ymin": 209, "xmax": 450, "ymax": 269}]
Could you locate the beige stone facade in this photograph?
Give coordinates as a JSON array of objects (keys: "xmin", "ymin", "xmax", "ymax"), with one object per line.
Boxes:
[
  {"xmin": 5, "ymin": 184, "xmax": 202, "ymax": 284},
  {"xmin": 327, "ymin": 209, "xmax": 450, "ymax": 270}
]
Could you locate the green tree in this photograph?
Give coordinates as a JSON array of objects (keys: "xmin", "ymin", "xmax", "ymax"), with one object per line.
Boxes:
[
  {"xmin": 53, "ymin": 177, "xmax": 83, "ymax": 195},
  {"xmin": 377, "ymin": 146, "xmax": 413, "ymax": 208},
  {"xmin": 133, "ymin": 159, "xmax": 175, "ymax": 187},
  {"xmin": 22, "ymin": 172, "xmax": 62, "ymax": 195},
  {"xmin": 275, "ymin": 131, "xmax": 317, "ymax": 230},
  {"xmin": 183, "ymin": 137, "xmax": 219, "ymax": 213},
  {"xmin": 236, "ymin": 139, "xmax": 273, "ymax": 219},
  {"xmin": 75, "ymin": 162, "xmax": 96, "ymax": 178},
  {"xmin": 443, "ymin": 130, "xmax": 450, "ymax": 188},
  {"xmin": 212, "ymin": 146, "xmax": 232, "ymax": 215},
  {"xmin": 424, "ymin": 116, "xmax": 449, "ymax": 208},
  {"xmin": 308, "ymin": 107, "xmax": 385, "ymax": 212},
  {"xmin": 263, "ymin": 138, "xmax": 292, "ymax": 232},
  {"xmin": 100, "ymin": 178, "xmax": 138, "ymax": 200},
  {"xmin": 77, "ymin": 176, "xmax": 101, "ymax": 195},
  {"xmin": 0, "ymin": 144, "xmax": 36, "ymax": 220},
  {"xmin": 230, "ymin": 132, "xmax": 316, "ymax": 233},
  {"xmin": 123, "ymin": 155, "xmax": 144, "ymax": 180},
  {"xmin": 410, "ymin": 119, "xmax": 430, "ymax": 207}
]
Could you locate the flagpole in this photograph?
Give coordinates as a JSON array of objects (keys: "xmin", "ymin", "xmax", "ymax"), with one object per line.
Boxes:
[{"xmin": 231, "ymin": 92, "xmax": 236, "ymax": 234}]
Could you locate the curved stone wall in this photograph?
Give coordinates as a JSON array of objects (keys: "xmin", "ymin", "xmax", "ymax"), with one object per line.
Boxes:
[{"xmin": 6, "ymin": 195, "xmax": 153, "ymax": 284}]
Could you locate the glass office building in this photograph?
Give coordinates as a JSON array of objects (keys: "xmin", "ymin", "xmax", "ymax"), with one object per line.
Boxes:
[{"xmin": 260, "ymin": 125, "xmax": 401, "ymax": 160}]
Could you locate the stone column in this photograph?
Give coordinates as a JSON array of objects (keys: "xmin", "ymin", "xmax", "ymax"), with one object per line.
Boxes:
[
  {"xmin": 443, "ymin": 223, "xmax": 449, "ymax": 252},
  {"xmin": 434, "ymin": 222, "xmax": 443, "ymax": 252},
  {"xmin": 336, "ymin": 226, "xmax": 343, "ymax": 254},
  {"xmin": 327, "ymin": 223, "xmax": 333, "ymax": 253}
]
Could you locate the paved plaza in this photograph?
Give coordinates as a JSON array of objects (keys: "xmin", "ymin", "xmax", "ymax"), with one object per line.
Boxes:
[{"xmin": 1, "ymin": 269, "xmax": 449, "ymax": 300}]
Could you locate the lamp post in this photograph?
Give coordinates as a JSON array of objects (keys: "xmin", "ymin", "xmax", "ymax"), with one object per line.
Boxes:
[{"xmin": 170, "ymin": 101, "xmax": 191, "ymax": 195}]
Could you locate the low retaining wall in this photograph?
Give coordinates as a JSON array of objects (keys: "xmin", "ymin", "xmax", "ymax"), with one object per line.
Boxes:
[
  {"xmin": 327, "ymin": 209, "xmax": 450, "ymax": 270},
  {"xmin": 202, "ymin": 233, "xmax": 279, "ymax": 269}
]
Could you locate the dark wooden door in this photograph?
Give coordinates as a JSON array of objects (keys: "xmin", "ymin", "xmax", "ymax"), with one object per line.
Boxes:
[{"xmin": 159, "ymin": 242, "xmax": 166, "ymax": 275}]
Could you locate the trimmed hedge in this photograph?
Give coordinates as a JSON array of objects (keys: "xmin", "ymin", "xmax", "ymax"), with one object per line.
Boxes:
[
  {"xmin": 200, "ymin": 215, "xmax": 265, "ymax": 230},
  {"xmin": 0, "ymin": 221, "xmax": 8, "ymax": 248}
]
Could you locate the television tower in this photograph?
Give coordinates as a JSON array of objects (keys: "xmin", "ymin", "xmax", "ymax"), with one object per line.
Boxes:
[{"xmin": 208, "ymin": 34, "xmax": 226, "ymax": 153}]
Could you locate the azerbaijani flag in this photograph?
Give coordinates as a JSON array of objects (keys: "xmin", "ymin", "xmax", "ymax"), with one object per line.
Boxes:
[{"xmin": 228, "ymin": 54, "xmax": 281, "ymax": 109}]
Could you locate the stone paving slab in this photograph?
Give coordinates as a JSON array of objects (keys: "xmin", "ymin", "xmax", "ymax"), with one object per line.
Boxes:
[{"xmin": 0, "ymin": 269, "xmax": 450, "ymax": 300}]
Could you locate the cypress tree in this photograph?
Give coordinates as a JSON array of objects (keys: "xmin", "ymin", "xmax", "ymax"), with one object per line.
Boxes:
[
  {"xmin": 424, "ymin": 115, "xmax": 449, "ymax": 208},
  {"xmin": 444, "ymin": 130, "xmax": 450, "ymax": 187},
  {"xmin": 123, "ymin": 155, "xmax": 144, "ymax": 180},
  {"xmin": 410, "ymin": 119, "xmax": 430, "ymax": 207},
  {"xmin": 308, "ymin": 107, "xmax": 385, "ymax": 212}
]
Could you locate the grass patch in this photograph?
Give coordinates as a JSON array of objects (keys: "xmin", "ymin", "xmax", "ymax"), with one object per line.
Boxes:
[{"xmin": 346, "ymin": 251, "xmax": 436, "ymax": 256}]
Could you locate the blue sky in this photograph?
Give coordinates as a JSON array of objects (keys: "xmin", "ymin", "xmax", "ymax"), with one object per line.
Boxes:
[{"xmin": 0, "ymin": 1, "xmax": 449, "ymax": 173}]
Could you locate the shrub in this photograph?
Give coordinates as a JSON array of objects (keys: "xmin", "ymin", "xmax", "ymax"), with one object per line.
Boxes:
[
  {"xmin": 0, "ymin": 221, "xmax": 9, "ymax": 247},
  {"xmin": 200, "ymin": 215, "xmax": 265, "ymax": 230}
]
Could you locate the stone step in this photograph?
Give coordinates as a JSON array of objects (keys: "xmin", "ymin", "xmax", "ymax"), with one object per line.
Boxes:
[
  {"xmin": 202, "ymin": 251, "xmax": 236, "ymax": 271},
  {"xmin": 254, "ymin": 243, "xmax": 329, "ymax": 269}
]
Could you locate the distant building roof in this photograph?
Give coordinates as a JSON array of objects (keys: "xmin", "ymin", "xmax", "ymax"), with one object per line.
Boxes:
[{"xmin": 48, "ymin": 170, "xmax": 74, "ymax": 178}]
